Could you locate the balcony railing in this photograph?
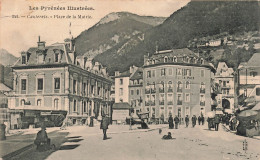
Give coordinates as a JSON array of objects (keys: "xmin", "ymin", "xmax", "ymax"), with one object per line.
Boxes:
[
  {"xmin": 159, "ymin": 88, "xmax": 164, "ymax": 93},
  {"xmin": 159, "ymin": 101, "xmax": 164, "ymax": 105},
  {"xmin": 151, "ymin": 89, "xmax": 156, "ymax": 94},
  {"xmin": 177, "ymin": 88, "xmax": 182, "ymax": 92},
  {"xmin": 200, "ymin": 88, "xmax": 205, "ymax": 93},
  {"xmin": 177, "ymin": 101, "xmax": 182, "ymax": 105},
  {"xmin": 200, "ymin": 101, "xmax": 205, "ymax": 106},
  {"xmin": 168, "ymin": 88, "xmax": 173, "ymax": 92},
  {"xmin": 145, "ymin": 89, "xmax": 150, "ymax": 94},
  {"xmin": 168, "ymin": 101, "xmax": 173, "ymax": 105}
]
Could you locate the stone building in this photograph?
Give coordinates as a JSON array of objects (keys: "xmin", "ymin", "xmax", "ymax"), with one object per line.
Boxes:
[
  {"xmin": 8, "ymin": 37, "xmax": 112, "ymax": 129},
  {"xmin": 142, "ymin": 48, "xmax": 215, "ymax": 122},
  {"xmin": 215, "ymin": 62, "xmax": 236, "ymax": 112}
]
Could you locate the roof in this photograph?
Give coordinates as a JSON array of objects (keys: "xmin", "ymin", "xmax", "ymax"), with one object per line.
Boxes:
[
  {"xmin": 154, "ymin": 48, "xmax": 199, "ymax": 58},
  {"xmin": 0, "ymin": 83, "xmax": 11, "ymax": 91},
  {"xmin": 114, "ymin": 70, "xmax": 131, "ymax": 78},
  {"xmin": 246, "ymin": 53, "xmax": 260, "ymax": 67},
  {"xmin": 112, "ymin": 103, "xmax": 132, "ymax": 109},
  {"xmin": 130, "ymin": 68, "xmax": 143, "ymax": 80}
]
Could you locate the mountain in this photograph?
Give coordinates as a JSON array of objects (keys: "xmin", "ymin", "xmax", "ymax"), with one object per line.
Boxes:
[
  {"xmin": 94, "ymin": 1, "xmax": 260, "ymax": 75},
  {"xmin": 74, "ymin": 12, "xmax": 166, "ymax": 58},
  {"xmin": 0, "ymin": 49, "xmax": 18, "ymax": 66}
]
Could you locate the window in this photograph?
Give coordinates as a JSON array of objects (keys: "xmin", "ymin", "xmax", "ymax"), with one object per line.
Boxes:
[
  {"xmin": 185, "ymin": 93, "xmax": 190, "ymax": 102},
  {"xmin": 22, "ymin": 56, "xmax": 26, "ymax": 64},
  {"xmin": 250, "ymin": 71, "xmax": 258, "ymax": 77},
  {"xmin": 185, "ymin": 107, "xmax": 190, "ymax": 116},
  {"xmin": 168, "ymin": 81, "xmax": 173, "ymax": 92},
  {"xmin": 37, "ymin": 99, "xmax": 42, "ymax": 106},
  {"xmin": 184, "ymin": 69, "xmax": 191, "ymax": 76},
  {"xmin": 177, "ymin": 94, "xmax": 182, "ymax": 105},
  {"xmin": 177, "ymin": 68, "xmax": 182, "ymax": 76},
  {"xmin": 119, "ymin": 88, "xmax": 123, "ymax": 96},
  {"xmin": 256, "ymin": 88, "xmax": 260, "ymax": 96},
  {"xmin": 37, "ymin": 78, "xmax": 43, "ymax": 91},
  {"xmin": 152, "ymin": 70, "xmax": 155, "ymax": 77},
  {"xmin": 164, "ymin": 57, "xmax": 168, "ymax": 63},
  {"xmin": 73, "ymin": 80, "xmax": 77, "ymax": 94},
  {"xmin": 54, "ymin": 99, "xmax": 59, "ymax": 109},
  {"xmin": 54, "ymin": 78, "xmax": 60, "ymax": 90},
  {"xmin": 120, "ymin": 79, "xmax": 123, "ymax": 85},
  {"xmin": 73, "ymin": 100, "xmax": 77, "ymax": 112},
  {"xmin": 200, "ymin": 94, "xmax": 205, "ymax": 106},
  {"xmin": 147, "ymin": 71, "xmax": 151, "ymax": 78},
  {"xmin": 177, "ymin": 81, "xmax": 182, "ymax": 92},
  {"xmin": 169, "ymin": 68, "xmax": 172, "ymax": 75},
  {"xmin": 159, "ymin": 94, "xmax": 165, "ymax": 105},
  {"xmin": 131, "ymin": 90, "xmax": 134, "ymax": 95},
  {"xmin": 21, "ymin": 79, "xmax": 26, "ymax": 91},
  {"xmin": 200, "ymin": 82, "xmax": 205, "ymax": 93},
  {"xmin": 167, "ymin": 93, "xmax": 173, "ymax": 105},
  {"xmin": 55, "ymin": 53, "xmax": 59, "ymax": 62},
  {"xmin": 137, "ymin": 89, "xmax": 139, "ymax": 95},
  {"xmin": 21, "ymin": 99, "xmax": 25, "ymax": 106},
  {"xmin": 201, "ymin": 69, "xmax": 205, "ymax": 77},
  {"xmin": 83, "ymin": 82, "xmax": 86, "ymax": 94},
  {"xmin": 185, "ymin": 81, "xmax": 190, "ymax": 89},
  {"xmin": 161, "ymin": 68, "xmax": 165, "ymax": 76},
  {"xmin": 173, "ymin": 56, "xmax": 177, "ymax": 62},
  {"xmin": 83, "ymin": 101, "xmax": 86, "ymax": 112}
]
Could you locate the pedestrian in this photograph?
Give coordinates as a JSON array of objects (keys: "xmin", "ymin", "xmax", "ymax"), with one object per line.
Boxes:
[
  {"xmin": 174, "ymin": 116, "xmax": 180, "ymax": 129},
  {"xmin": 201, "ymin": 115, "xmax": 205, "ymax": 125},
  {"xmin": 34, "ymin": 124, "xmax": 50, "ymax": 151},
  {"xmin": 198, "ymin": 116, "xmax": 201, "ymax": 125},
  {"xmin": 192, "ymin": 115, "xmax": 197, "ymax": 127},
  {"xmin": 100, "ymin": 114, "xmax": 109, "ymax": 140},
  {"xmin": 214, "ymin": 115, "xmax": 220, "ymax": 131},
  {"xmin": 185, "ymin": 115, "xmax": 189, "ymax": 127},
  {"xmin": 168, "ymin": 115, "xmax": 174, "ymax": 129}
]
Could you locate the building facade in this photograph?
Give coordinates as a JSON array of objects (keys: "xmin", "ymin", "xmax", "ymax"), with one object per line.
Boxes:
[
  {"xmin": 142, "ymin": 48, "xmax": 215, "ymax": 122},
  {"xmin": 215, "ymin": 62, "xmax": 235, "ymax": 112},
  {"xmin": 8, "ymin": 37, "xmax": 112, "ymax": 129}
]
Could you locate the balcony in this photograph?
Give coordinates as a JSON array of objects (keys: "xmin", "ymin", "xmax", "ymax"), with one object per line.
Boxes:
[
  {"xmin": 168, "ymin": 101, "xmax": 173, "ymax": 105},
  {"xmin": 145, "ymin": 89, "xmax": 150, "ymax": 94},
  {"xmin": 177, "ymin": 101, "xmax": 182, "ymax": 105},
  {"xmin": 221, "ymin": 84, "xmax": 231, "ymax": 88},
  {"xmin": 159, "ymin": 101, "xmax": 164, "ymax": 105},
  {"xmin": 159, "ymin": 88, "xmax": 164, "ymax": 93},
  {"xmin": 200, "ymin": 101, "xmax": 205, "ymax": 106},
  {"xmin": 168, "ymin": 88, "xmax": 173, "ymax": 92},
  {"xmin": 177, "ymin": 88, "xmax": 182, "ymax": 92},
  {"xmin": 200, "ymin": 88, "xmax": 205, "ymax": 93},
  {"xmin": 151, "ymin": 89, "xmax": 156, "ymax": 94}
]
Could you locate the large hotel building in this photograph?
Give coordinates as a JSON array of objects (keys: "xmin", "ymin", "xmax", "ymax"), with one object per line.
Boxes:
[
  {"xmin": 8, "ymin": 37, "xmax": 112, "ymax": 129},
  {"xmin": 142, "ymin": 48, "xmax": 216, "ymax": 121}
]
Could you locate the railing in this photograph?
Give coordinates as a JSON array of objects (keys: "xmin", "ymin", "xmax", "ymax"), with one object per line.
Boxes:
[
  {"xmin": 200, "ymin": 88, "xmax": 205, "ymax": 93},
  {"xmin": 145, "ymin": 89, "xmax": 150, "ymax": 94},
  {"xmin": 151, "ymin": 89, "xmax": 156, "ymax": 94},
  {"xmin": 168, "ymin": 101, "xmax": 173, "ymax": 105},
  {"xmin": 168, "ymin": 88, "xmax": 173, "ymax": 92},
  {"xmin": 159, "ymin": 101, "xmax": 164, "ymax": 105},
  {"xmin": 159, "ymin": 88, "xmax": 164, "ymax": 93},
  {"xmin": 177, "ymin": 88, "xmax": 182, "ymax": 92},
  {"xmin": 177, "ymin": 101, "xmax": 182, "ymax": 105}
]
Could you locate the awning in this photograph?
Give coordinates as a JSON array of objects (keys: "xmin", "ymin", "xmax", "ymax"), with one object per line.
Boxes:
[{"xmin": 112, "ymin": 103, "xmax": 132, "ymax": 109}]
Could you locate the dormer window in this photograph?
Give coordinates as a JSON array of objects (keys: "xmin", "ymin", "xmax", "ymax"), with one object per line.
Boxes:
[
  {"xmin": 38, "ymin": 54, "xmax": 44, "ymax": 64},
  {"xmin": 55, "ymin": 53, "xmax": 59, "ymax": 62},
  {"xmin": 200, "ymin": 58, "xmax": 204, "ymax": 64},
  {"xmin": 22, "ymin": 56, "xmax": 26, "ymax": 64},
  {"xmin": 187, "ymin": 57, "xmax": 190, "ymax": 63},
  {"xmin": 164, "ymin": 56, "xmax": 168, "ymax": 63},
  {"xmin": 173, "ymin": 56, "xmax": 177, "ymax": 62}
]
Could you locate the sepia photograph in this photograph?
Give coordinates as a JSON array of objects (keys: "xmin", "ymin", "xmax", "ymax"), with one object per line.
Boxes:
[{"xmin": 0, "ymin": 0, "xmax": 260, "ymax": 159}]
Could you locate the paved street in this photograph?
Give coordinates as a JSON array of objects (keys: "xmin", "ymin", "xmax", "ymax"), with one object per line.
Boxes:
[{"xmin": 8, "ymin": 124, "xmax": 260, "ymax": 160}]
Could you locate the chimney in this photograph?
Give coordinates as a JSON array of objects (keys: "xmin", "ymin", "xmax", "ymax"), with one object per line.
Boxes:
[
  {"xmin": 0, "ymin": 64, "xmax": 4, "ymax": 83},
  {"xmin": 115, "ymin": 71, "xmax": 120, "ymax": 76},
  {"xmin": 37, "ymin": 36, "xmax": 46, "ymax": 50}
]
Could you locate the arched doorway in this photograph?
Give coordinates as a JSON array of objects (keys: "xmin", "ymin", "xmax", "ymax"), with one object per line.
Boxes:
[{"xmin": 222, "ymin": 99, "xmax": 230, "ymax": 109}]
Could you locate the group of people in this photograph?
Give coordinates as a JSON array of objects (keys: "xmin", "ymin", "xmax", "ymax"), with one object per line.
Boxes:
[{"xmin": 168, "ymin": 115, "xmax": 206, "ymax": 129}]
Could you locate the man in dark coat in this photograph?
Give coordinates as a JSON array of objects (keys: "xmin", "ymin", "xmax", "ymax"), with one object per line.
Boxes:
[
  {"xmin": 185, "ymin": 115, "xmax": 189, "ymax": 127},
  {"xmin": 192, "ymin": 115, "xmax": 197, "ymax": 127},
  {"xmin": 198, "ymin": 116, "xmax": 201, "ymax": 125},
  {"xmin": 214, "ymin": 115, "xmax": 220, "ymax": 131},
  {"xmin": 100, "ymin": 115, "xmax": 109, "ymax": 140},
  {"xmin": 168, "ymin": 115, "xmax": 174, "ymax": 129},
  {"xmin": 201, "ymin": 115, "xmax": 205, "ymax": 125},
  {"xmin": 174, "ymin": 116, "xmax": 180, "ymax": 129}
]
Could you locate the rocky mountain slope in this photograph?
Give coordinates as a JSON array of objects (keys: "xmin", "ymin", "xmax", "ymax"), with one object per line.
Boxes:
[
  {"xmin": 0, "ymin": 49, "xmax": 18, "ymax": 66},
  {"xmin": 94, "ymin": 1, "xmax": 260, "ymax": 75}
]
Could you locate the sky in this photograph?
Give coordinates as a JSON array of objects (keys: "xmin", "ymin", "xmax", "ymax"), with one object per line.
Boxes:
[{"xmin": 0, "ymin": 0, "xmax": 190, "ymax": 57}]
